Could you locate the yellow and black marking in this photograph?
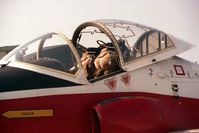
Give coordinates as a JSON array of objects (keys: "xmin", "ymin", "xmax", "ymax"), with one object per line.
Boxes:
[{"xmin": 2, "ymin": 109, "xmax": 53, "ymax": 119}]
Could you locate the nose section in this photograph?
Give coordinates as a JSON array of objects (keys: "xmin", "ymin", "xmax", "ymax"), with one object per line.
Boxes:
[
  {"xmin": 0, "ymin": 65, "xmax": 39, "ymax": 93},
  {"xmin": 0, "ymin": 66, "xmax": 15, "ymax": 91},
  {"xmin": 0, "ymin": 66, "xmax": 81, "ymax": 93}
]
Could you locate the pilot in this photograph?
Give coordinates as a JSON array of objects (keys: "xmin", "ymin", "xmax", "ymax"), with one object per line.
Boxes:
[
  {"xmin": 81, "ymin": 42, "xmax": 119, "ymax": 79},
  {"xmin": 94, "ymin": 47, "xmax": 110, "ymax": 77},
  {"xmin": 94, "ymin": 44, "xmax": 118, "ymax": 78},
  {"xmin": 81, "ymin": 50, "xmax": 96, "ymax": 79}
]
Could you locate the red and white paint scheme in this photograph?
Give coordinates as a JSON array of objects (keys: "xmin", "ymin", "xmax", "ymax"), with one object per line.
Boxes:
[{"xmin": 0, "ymin": 20, "xmax": 199, "ymax": 133}]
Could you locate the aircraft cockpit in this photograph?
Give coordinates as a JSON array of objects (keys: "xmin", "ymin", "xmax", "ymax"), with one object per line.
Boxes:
[
  {"xmin": 1, "ymin": 19, "xmax": 183, "ymax": 82},
  {"xmin": 72, "ymin": 20, "xmax": 176, "ymax": 79}
]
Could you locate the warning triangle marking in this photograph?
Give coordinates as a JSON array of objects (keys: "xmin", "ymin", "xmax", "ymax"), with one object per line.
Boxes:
[
  {"xmin": 105, "ymin": 78, "xmax": 117, "ymax": 91},
  {"xmin": 121, "ymin": 74, "xmax": 131, "ymax": 86}
]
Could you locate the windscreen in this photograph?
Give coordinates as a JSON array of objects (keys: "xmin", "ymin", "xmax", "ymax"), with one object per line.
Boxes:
[{"xmin": 2, "ymin": 33, "xmax": 79, "ymax": 74}]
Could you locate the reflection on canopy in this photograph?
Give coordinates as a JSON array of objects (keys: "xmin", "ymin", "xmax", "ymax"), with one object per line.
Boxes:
[{"xmin": 98, "ymin": 20, "xmax": 174, "ymax": 62}]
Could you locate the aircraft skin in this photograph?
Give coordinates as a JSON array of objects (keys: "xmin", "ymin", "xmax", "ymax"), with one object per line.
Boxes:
[{"xmin": 0, "ymin": 20, "xmax": 199, "ymax": 133}]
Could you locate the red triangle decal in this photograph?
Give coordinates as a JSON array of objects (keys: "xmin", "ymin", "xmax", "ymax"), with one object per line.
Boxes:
[
  {"xmin": 108, "ymin": 80, "xmax": 115, "ymax": 88},
  {"xmin": 121, "ymin": 74, "xmax": 131, "ymax": 86},
  {"xmin": 105, "ymin": 79, "xmax": 117, "ymax": 91}
]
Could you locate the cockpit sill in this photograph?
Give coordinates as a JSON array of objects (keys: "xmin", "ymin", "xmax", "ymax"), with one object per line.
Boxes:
[
  {"xmin": 0, "ymin": 60, "xmax": 10, "ymax": 68},
  {"xmin": 6, "ymin": 61, "xmax": 90, "ymax": 85}
]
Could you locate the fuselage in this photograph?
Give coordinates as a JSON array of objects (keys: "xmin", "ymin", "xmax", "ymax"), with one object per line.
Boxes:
[{"xmin": 0, "ymin": 56, "xmax": 199, "ymax": 133}]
